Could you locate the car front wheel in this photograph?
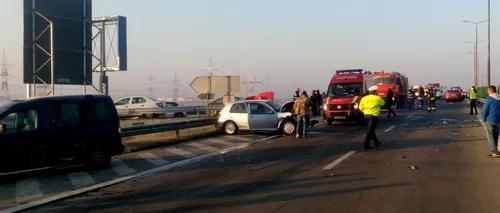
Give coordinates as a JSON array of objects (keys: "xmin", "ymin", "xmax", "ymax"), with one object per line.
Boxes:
[{"xmin": 281, "ymin": 120, "xmax": 296, "ymax": 136}]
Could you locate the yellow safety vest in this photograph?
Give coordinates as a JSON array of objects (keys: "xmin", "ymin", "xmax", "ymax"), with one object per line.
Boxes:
[
  {"xmin": 359, "ymin": 94, "xmax": 385, "ymax": 117},
  {"xmin": 469, "ymin": 88, "xmax": 477, "ymax": 99}
]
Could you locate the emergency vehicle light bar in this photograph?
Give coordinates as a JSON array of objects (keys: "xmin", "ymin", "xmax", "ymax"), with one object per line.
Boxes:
[{"xmin": 335, "ymin": 69, "xmax": 363, "ymax": 74}]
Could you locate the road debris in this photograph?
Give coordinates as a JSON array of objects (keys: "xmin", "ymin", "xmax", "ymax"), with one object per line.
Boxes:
[{"xmin": 408, "ymin": 165, "xmax": 418, "ymax": 170}]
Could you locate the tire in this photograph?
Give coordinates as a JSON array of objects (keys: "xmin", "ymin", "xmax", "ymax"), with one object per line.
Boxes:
[
  {"xmin": 324, "ymin": 119, "xmax": 333, "ymax": 126},
  {"xmin": 223, "ymin": 121, "xmax": 239, "ymax": 135},
  {"xmin": 281, "ymin": 119, "xmax": 296, "ymax": 136},
  {"xmin": 84, "ymin": 147, "xmax": 111, "ymax": 169}
]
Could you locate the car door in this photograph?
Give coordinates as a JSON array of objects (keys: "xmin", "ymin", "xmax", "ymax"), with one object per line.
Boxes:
[
  {"xmin": 0, "ymin": 108, "xmax": 42, "ymax": 169},
  {"xmin": 48, "ymin": 102, "xmax": 85, "ymax": 159},
  {"xmin": 228, "ymin": 103, "xmax": 249, "ymax": 129},
  {"xmin": 247, "ymin": 102, "xmax": 278, "ymax": 130},
  {"xmin": 114, "ymin": 98, "xmax": 131, "ymax": 117}
]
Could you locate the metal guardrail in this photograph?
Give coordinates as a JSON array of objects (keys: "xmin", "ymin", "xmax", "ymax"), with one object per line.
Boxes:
[
  {"xmin": 117, "ymin": 106, "xmax": 224, "ymax": 118},
  {"xmin": 121, "ymin": 117, "xmax": 218, "ymax": 137}
]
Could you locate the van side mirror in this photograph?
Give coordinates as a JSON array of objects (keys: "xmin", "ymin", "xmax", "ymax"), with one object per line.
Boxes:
[{"xmin": 0, "ymin": 124, "xmax": 5, "ymax": 134}]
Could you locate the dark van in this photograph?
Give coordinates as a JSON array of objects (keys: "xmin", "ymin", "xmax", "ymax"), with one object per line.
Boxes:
[{"xmin": 0, "ymin": 95, "xmax": 124, "ymax": 172}]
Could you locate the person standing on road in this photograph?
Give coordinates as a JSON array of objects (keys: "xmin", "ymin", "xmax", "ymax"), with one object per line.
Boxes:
[
  {"xmin": 386, "ymin": 88, "xmax": 397, "ymax": 118},
  {"xmin": 310, "ymin": 90, "xmax": 319, "ymax": 116},
  {"xmin": 293, "ymin": 91, "xmax": 312, "ymax": 138},
  {"xmin": 482, "ymin": 85, "xmax": 500, "ymax": 158},
  {"xmin": 427, "ymin": 86, "xmax": 437, "ymax": 113},
  {"xmin": 407, "ymin": 88, "xmax": 415, "ymax": 110},
  {"xmin": 293, "ymin": 88, "xmax": 301, "ymax": 101},
  {"xmin": 470, "ymin": 85, "xmax": 478, "ymax": 115},
  {"xmin": 418, "ymin": 86, "xmax": 425, "ymax": 110},
  {"xmin": 359, "ymin": 86, "xmax": 385, "ymax": 149}
]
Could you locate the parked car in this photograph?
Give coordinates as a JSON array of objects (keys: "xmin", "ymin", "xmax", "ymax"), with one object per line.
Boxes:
[
  {"xmin": 217, "ymin": 100, "xmax": 297, "ymax": 135},
  {"xmin": 114, "ymin": 96, "xmax": 186, "ymax": 118},
  {"xmin": 0, "ymin": 95, "xmax": 124, "ymax": 172}
]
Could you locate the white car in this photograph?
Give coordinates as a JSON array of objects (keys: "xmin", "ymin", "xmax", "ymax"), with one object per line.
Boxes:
[{"xmin": 114, "ymin": 96, "xmax": 186, "ymax": 118}]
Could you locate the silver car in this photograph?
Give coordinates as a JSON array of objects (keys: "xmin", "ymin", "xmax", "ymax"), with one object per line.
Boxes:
[{"xmin": 216, "ymin": 100, "xmax": 297, "ymax": 135}]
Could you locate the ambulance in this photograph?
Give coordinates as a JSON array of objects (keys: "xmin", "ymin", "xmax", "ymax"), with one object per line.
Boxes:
[{"xmin": 322, "ymin": 69, "xmax": 375, "ymax": 125}]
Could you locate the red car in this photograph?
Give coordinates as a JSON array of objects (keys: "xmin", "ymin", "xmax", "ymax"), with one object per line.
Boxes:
[{"xmin": 445, "ymin": 89, "xmax": 464, "ymax": 102}]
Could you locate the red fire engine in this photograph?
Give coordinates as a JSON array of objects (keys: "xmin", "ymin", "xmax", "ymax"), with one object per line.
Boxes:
[
  {"xmin": 322, "ymin": 69, "xmax": 375, "ymax": 125},
  {"xmin": 372, "ymin": 70, "xmax": 409, "ymax": 109}
]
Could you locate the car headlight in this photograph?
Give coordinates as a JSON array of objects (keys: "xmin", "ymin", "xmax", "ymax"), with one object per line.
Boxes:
[
  {"xmin": 323, "ymin": 104, "xmax": 327, "ymax": 110},
  {"xmin": 353, "ymin": 103, "xmax": 359, "ymax": 109}
]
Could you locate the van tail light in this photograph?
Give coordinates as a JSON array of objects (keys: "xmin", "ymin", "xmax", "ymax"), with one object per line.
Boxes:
[
  {"xmin": 217, "ymin": 113, "xmax": 221, "ymax": 120},
  {"xmin": 118, "ymin": 123, "xmax": 122, "ymax": 136},
  {"xmin": 155, "ymin": 102, "xmax": 162, "ymax": 107}
]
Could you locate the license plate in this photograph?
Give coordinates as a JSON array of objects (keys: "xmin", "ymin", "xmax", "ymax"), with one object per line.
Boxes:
[{"xmin": 335, "ymin": 116, "xmax": 346, "ymax": 119}]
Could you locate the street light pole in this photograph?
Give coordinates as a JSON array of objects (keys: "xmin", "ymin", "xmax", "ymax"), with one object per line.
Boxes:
[
  {"xmin": 488, "ymin": 0, "xmax": 491, "ymax": 86},
  {"xmin": 463, "ymin": 20, "xmax": 487, "ymax": 87}
]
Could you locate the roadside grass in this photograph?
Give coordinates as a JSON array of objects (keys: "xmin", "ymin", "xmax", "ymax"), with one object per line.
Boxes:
[{"xmin": 122, "ymin": 125, "xmax": 220, "ymax": 153}]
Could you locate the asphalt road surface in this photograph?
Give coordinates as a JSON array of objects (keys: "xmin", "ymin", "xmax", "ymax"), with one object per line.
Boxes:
[{"xmin": 26, "ymin": 100, "xmax": 499, "ymax": 213}]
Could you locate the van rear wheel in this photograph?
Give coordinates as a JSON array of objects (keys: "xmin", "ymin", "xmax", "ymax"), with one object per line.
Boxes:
[{"xmin": 85, "ymin": 148, "xmax": 111, "ymax": 169}]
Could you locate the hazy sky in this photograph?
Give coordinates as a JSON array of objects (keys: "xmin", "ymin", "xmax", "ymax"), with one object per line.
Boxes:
[{"xmin": 0, "ymin": 0, "xmax": 497, "ymax": 100}]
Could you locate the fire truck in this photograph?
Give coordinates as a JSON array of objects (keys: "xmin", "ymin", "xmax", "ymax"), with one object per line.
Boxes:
[
  {"xmin": 322, "ymin": 69, "xmax": 375, "ymax": 125},
  {"xmin": 372, "ymin": 70, "xmax": 409, "ymax": 109}
]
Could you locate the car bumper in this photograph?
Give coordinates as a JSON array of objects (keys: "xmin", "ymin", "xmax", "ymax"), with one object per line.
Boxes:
[{"xmin": 323, "ymin": 110, "xmax": 363, "ymax": 121}]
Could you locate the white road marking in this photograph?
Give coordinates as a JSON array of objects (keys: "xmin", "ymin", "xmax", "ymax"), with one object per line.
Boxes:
[
  {"xmin": 206, "ymin": 138, "xmax": 235, "ymax": 146},
  {"xmin": 137, "ymin": 152, "xmax": 169, "ymax": 166},
  {"xmin": 165, "ymin": 147, "xmax": 196, "ymax": 158},
  {"xmin": 323, "ymin": 151, "xmax": 357, "ymax": 170},
  {"xmin": 226, "ymin": 136, "xmax": 253, "ymax": 142},
  {"xmin": 110, "ymin": 159, "xmax": 136, "ymax": 175},
  {"xmin": 2, "ymin": 135, "xmax": 281, "ymax": 213},
  {"xmin": 67, "ymin": 172, "xmax": 95, "ymax": 189},
  {"xmin": 407, "ymin": 114, "xmax": 414, "ymax": 119},
  {"xmin": 384, "ymin": 125, "xmax": 396, "ymax": 132},
  {"xmin": 187, "ymin": 142, "xmax": 219, "ymax": 152},
  {"xmin": 15, "ymin": 178, "xmax": 43, "ymax": 203}
]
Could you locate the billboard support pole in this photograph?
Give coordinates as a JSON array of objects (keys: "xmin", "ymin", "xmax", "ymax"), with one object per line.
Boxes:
[
  {"xmin": 82, "ymin": 0, "xmax": 87, "ymax": 95},
  {"xmin": 30, "ymin": 0, "xmax": 36, "ymax": 98},
  {"xmin": 99, "ymin": 21, "xmax": 107, "ymax": 95},
  {"xmin": 50, "ymin": 21, "xmax": 54, "ymax": 96}
]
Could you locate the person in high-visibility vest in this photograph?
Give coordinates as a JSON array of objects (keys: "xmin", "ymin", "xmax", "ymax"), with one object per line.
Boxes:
[
  {"xmin": 424, "ymin": 87, "xmax": 429, "ymax": 106},
  {"xmin": 427, "ymin": 86, "xmax": 437, "ymax": 113},
  {"xmin": 469, "ymin": 85, "xmax": 478, "ymax": 115},
  {"xmin": 359, "ymin": 85, "xmax": 385, "ymax": 150}
]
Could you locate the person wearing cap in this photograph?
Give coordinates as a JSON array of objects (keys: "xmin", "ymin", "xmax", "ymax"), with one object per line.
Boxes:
[
  {"xmin": 359, "ymin": 85, "xmax": 385, "ymax": 149},
  {"xmin": 469, "ymin": 85, "xmax": 478, "ymax": 115}
]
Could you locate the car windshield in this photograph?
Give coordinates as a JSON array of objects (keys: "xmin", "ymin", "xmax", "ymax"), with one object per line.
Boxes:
[
  {"xmin": 265, "ymin": 101, "xmax": 282, "ymax": 112},
  {"xmin": 374, "ymin": 76, "xmax": 395, "ymax": 85},
  {"xmin": 327, "ymin": 83, "xmax": 362, "ymax": 97}
]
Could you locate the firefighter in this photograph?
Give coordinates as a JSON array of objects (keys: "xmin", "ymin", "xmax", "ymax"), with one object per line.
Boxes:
[
  {"xmin": 407, "ymin": 88, "xmax": 415, "ymax": 110},
  {"xmin": 417, "ymin": 86, "xmax": 425, "ymax": 110},
  {"xmin": 427, "ymin": 86, "xmax": 437, "ymax": 113},
  {"xmin": 424, "ymin": 86, "xmax": 429, "ymax": 106}
]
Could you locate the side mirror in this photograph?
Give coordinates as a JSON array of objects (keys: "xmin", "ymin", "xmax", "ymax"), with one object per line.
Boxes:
[{"xmin": 0, "ymin": 124, "xmax": 5, "ymax": 134}]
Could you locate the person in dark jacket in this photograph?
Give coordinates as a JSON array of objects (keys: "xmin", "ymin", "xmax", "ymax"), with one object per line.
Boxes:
[
  {"xmin": 316, "ymin": 90, "xmax": 323, "ymax": 115},
  {"xmin": 310, "ymin": 90, "xmax": 318, "ymax": 116},
  {"xmin": 386, "ymin": 88, "xmax": 397, "ymax": 118},
  {"xmin": 482, "ymin": 85, "xmax": 500, "ymax": 158}
]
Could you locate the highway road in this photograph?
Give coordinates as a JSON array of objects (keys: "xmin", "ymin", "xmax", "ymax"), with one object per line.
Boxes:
[{"xmin": 13, "ymin": 101, "xmax": 500, "ymax": 213}]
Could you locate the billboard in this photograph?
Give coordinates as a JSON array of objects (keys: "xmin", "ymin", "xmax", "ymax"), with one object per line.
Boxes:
[{"xmin": 23, "ymin": 0, "xmax": 92, "ymax": 85}]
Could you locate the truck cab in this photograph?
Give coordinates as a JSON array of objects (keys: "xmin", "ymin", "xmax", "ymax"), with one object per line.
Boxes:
[{"xmin": 322, "ymin": 69, "xmax": 374, "ymax": 125}]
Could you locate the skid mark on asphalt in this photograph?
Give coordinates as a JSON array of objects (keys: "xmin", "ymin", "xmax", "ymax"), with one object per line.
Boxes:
[{"xmin": 0, "ymin": 134, "xmax": 268, "ymax": 210}]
